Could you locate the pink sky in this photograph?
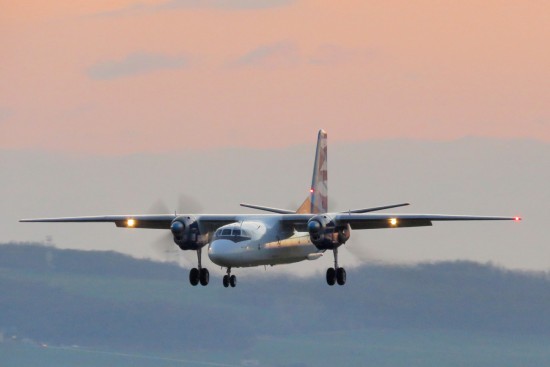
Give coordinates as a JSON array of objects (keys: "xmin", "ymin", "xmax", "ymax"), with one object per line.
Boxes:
[{"xmin": 1, "ymin": 1, "xmax": 548, "ymax": 154}]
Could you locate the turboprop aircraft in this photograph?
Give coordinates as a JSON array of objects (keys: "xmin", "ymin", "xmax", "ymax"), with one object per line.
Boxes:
[{"xmin": 20, "ymin": 130, "xmax": 520, "ymax": 288}]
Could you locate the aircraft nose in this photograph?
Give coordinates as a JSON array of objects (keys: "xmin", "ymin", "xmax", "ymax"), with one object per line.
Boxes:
[{"xmin": 208, "ymin": 239, "xmax": 236, "ymax": 267}]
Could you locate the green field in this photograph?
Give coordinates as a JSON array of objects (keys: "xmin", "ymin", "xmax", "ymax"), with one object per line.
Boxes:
[{"xmin": 3, "ymin": 328, "xmax": 550, "ymax": 367}]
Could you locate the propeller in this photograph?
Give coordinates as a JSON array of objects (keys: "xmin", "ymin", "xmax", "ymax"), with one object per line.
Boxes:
[{"xmin": 148, "ymin": 194, "xmax": 204, "ymax": 262}]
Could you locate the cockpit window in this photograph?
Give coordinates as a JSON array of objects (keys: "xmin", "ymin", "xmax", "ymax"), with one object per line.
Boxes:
[{"xmin": 214, "ymin": 226, "xmax": 252, "ymax": 242}]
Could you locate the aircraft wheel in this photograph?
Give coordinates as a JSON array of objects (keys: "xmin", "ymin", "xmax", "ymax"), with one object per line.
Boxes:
[
  {"xmin": 229, "ymin": 275, "xmax": 237, "ymax": 288},
  {"xmin": 223, "ymin": 275, "xmax": 229, "ymax": 288},
  {"xmin": 336, "ymin": 267, "xmax": 346, "ymax": 285},
  {"xmin": 326, "ymin": 267, "xmax": 336, "ymax": 286},
  {"xmin": 199, "ymin": 268, "xmax": 209, "ymax": 286},
  {"xmin": 189, "ymin": 268, "xmax": 199, "ymax": 286}
]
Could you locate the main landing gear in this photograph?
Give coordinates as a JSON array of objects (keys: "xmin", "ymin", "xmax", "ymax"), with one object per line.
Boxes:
[
  {"xmin": 189, "ymin": 248, "xmax": 209, "ymax": 286},
  {"xmin": 222, "ymin": 267, "xmax": 237, "ymax": 288},
  {"xmin": 326, "ymin": 247, "xmax": 346, "ymax": 286}
]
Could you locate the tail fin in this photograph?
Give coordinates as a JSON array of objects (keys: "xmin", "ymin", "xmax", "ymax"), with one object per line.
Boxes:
[{"xmin": 296, "ymin": 129, "xmax": 328, "ymax": 214}]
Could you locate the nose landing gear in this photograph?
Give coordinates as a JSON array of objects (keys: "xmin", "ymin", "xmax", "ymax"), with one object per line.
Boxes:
[
  {"xmin": 326, "ymin": 248, "xmax": 346, "ymax": 286},
  {"xmin": 223, "ymin": 267, "xmax": 237, "ymax": 288}
]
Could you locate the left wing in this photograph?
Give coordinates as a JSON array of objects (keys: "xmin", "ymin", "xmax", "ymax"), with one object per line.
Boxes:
[
  {"xmin": 334, "ymin": 213, "xmax": 520, "ymax": 230},
  {"xmin": 280, "ymin": 213, "xmax": 520, "ymax": 231}
]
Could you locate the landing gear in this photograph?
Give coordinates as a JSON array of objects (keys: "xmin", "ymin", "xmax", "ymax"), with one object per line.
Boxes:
[
  {"xmin": 336, "ymin": 267, "xmax": 346, "ymax": 285},
  {"xmin": 199, "ymin": 268, "xmax": 209, "ymax": 286},
  {"xmin": 189, "ymin": 248, "xmax": 209, "ymax": 286},
  {"xmin": 189, "ymin": 267, "xmax": 199, "ymax": 286},
  {"xmin": 223, "ymin": 268, "xmax": 237, "ymax": 288},
  {"xmin": 326, "ymin": 267, "xmax": 336, "ymax": 286},
  {"xmin": 326, "ymin": 248, "xmax": 346, "ymax": 286}
]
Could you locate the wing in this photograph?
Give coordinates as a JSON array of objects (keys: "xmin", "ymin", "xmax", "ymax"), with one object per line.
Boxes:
[
  {"xmin": 280, "ymin": 213, "xmax": 520, "ymax": 231},
  {"xmin": 20, "ymin": 215, "xmax": 177, "ymax": 229},
  {"xmin": 19, "ymin": 214, "xmax": 242, "ymax": 232},
  {"xmin": 335, "ymin": 213, "xmax": 520, "ymax": 230},
  {"xmin": 20, "ymin": 212, "xmax": 520, "ymax": 233}
]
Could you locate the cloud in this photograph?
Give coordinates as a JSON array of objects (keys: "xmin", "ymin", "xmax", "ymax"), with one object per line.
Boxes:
[
  {"xmin": 158, "ymin": 0, "xmax": 296, "ymax": 10},
  {"xmin": 309, "ymin": 44, "xmax": 376, "ymax": 66},
  {"xmin": 87, "ymin": 52, "xmax": 188, "ymax": 80},
  {"xmin": 230, "ymin": 42, "xmax": 300, "ymax": 68},
  {"xmin": 228, "ymin": 43, "xmax": 375, "ymax": 69},
  {"xmin": 93, "ymin": 0, "xmax": 295, "ymax": 17}
]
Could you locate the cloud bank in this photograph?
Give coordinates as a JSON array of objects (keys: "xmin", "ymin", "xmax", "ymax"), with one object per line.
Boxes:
[{"xmin": 87, "ymin": 52, "xmax": 188, "ymax": 80}]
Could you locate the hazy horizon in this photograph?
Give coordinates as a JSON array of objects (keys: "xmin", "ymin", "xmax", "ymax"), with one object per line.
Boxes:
[{"xmin": 3, "ymin": 136, "xmax": 546, "ymax": 275}]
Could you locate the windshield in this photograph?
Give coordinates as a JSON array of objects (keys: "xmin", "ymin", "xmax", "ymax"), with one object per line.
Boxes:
[{"xmin": 214, "ymin": 227, "xmax": 251, "ymax": 241}]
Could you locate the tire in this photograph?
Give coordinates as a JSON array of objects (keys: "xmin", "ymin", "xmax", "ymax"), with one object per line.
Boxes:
[
  {"xmin": 189, "ymin": 268, "xmax": 199, "ymax": 286},
  {"xmin": 223, "ymin": 275, "xmax": 229, "ymax": 288},
  {"xmin": 336, "ymin": 267, "xmax": 346, "ymax": 285},
  {"xmin": 326, "ymin": 267, "xmax": 336, "ymax": 286},
  {"xmin": 229, "ymin": 275, "xmax": 237, "ymax": 288},
  {"xmin": 199, "ymin": 268, "xmax": 209, "ymax": 286}
]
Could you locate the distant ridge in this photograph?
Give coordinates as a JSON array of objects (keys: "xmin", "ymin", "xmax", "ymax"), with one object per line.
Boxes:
[{"xmin": 1, "ymin": 242, "xmax": 550, "ymax": 352}]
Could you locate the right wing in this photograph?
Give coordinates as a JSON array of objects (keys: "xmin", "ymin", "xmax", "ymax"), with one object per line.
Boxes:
[
  {"xmin": 20, "ymin": 215, "xmax": 177, "ymax": 229},
  {"xmin": 20, "ymin": 214, "xmax": 242, "ymax": 233}
]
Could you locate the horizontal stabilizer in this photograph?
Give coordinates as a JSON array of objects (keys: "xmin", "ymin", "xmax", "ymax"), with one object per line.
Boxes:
[
  {"xmin": 345, "ymin": 203, "xmax": 410, "ymax": 214},
  {"xmin": 240, "ymin": 203, "xmax": 294, "ymax": 214}
]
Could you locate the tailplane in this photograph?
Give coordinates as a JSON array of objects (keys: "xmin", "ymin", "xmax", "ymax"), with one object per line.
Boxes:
[
  {"xmin": 241, "ymin": 130, "xmax": 328, "ymax": 215},
  {"xmin": 242, "ymin": 130, "xmax": 408, "ymax": 216}
]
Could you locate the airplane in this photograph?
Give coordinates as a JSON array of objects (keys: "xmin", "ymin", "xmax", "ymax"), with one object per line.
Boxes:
[{"xmin": 20, "ymin": 130, "xmax": 521, "ymax": 288}]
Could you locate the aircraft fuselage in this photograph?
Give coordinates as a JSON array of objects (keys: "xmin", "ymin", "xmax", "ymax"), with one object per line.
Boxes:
[{"xmin": 208, "ymin": 220, "xmax": 322, "ymax": 267}]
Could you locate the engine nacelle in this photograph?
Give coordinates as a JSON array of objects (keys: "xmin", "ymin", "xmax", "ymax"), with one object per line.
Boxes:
[
  {"xmin": 307, "ymin": 215, "xmax": 351, "ymax": 250},
  {"xmin": 170, "ymin": 216, "xmax": 207, "ymax": 250}
]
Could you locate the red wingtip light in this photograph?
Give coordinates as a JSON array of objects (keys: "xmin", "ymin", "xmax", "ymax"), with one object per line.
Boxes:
[
  {"xmin": 310, "ymin": 188, "xmax": 314, "ymax": 193},
  {"xmin": 514, "ymin": 216, "xmax": 521, "ymax": 222}
]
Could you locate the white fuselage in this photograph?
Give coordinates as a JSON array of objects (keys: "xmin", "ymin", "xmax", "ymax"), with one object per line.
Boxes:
[{"xmin": 208, "ymin": 221, "xmax": 323, "ymax": 267}]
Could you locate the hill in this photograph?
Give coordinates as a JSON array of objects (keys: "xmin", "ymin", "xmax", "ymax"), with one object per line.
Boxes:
[{"xmin": 2, "ymin": 242, "xmax": 550, "ymax": 366}]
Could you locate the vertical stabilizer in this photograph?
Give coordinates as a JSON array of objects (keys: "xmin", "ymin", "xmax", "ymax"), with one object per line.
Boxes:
[{"xmin": 310, "ymin": 129, "xmax": 328, "ymax": 213}]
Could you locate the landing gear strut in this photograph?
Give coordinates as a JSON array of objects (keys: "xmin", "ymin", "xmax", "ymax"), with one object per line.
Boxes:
[
  {"xmin": 223, "ymin": 267, "xmax": 237, "ymax": 288},
  {"xmin": 189, "ymin": 248, "xmax": 209, "ymax": 286},
  {"xmin": 326, "ymin": 247, "xmax": 346, "ymax": 286}
]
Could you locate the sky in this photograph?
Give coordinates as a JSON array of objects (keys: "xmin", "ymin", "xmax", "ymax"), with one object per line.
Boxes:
[
  {"xmin": 1, "ymin": 1, "xmax": 548, "ymax": 154},
  {"xmin": 1, "ymin": 1, "xmax": 548, "ymax": 274}
]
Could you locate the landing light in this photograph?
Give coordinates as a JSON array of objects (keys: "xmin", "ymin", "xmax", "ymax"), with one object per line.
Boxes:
[
  {"xmin": 127, "ymin": 219, "xmax": 136, "ymax": 227},
  {"xmin": 389, "ymin": 218, "xmax": 398, "ymax": 226}
]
